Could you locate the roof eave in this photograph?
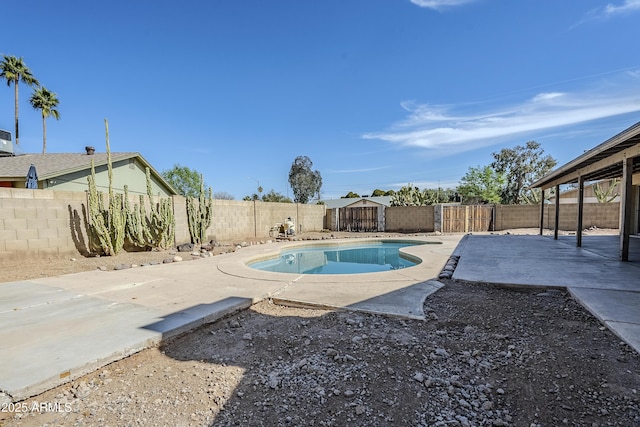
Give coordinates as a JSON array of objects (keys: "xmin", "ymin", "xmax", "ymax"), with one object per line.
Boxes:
[
  {"xmin": 36, "ymin": 153, "xmax": 139, "ymax": 180},
  {"xmin": 531, "ymin": 121, "xmax": 640, "ymax": 189}
]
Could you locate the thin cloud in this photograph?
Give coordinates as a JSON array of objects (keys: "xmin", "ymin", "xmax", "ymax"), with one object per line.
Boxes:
[
  {"xmin": 604, "ymin": 0, "xmax": 640, "ymax": 16},
  {"xmin": 362, "ymin": 71, "xmax": 640, "ymax": 154},
  {"xmin": 572, "ymin": 0, "xmax": 640, "ymax": 28},
  {"xmin": 326, "ymin": 166, "xmax": 389, "ymax": 174},
  {"xmin": 410, "ymin": 0, "xmax": 476, "ymax": 11},
  {"xmin": 388, "ymin": 179, "xmax": 460, "ymax": 189}
]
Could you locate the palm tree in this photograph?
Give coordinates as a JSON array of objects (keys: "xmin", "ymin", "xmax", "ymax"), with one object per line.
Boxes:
[
  {"xmin": 29, "ymin": 86, "xmax": 60, "ymax": 154},
  {"xmin": 0, "ymin": 55, "xmax": 39, "ymax": 146}
]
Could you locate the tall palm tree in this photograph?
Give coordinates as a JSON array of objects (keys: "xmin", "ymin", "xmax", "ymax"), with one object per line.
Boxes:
[
  {"xmin": 29, "ymin": 86, "xmax": 60, "ymax": 154},
  {"xmin": 0, "ymin": 55, "xmax": 39, "ymax": 146}
]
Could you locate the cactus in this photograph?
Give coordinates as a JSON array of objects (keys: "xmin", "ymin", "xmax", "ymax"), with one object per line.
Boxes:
[
  {"xmin": 121, "ymin": 168, "xmax": 175, "ymax": 250},
  {"xmin": 86, "ymin": 119, "xmax": 176, "ymax": 255},
  {"xmin": 146, "ymin": 167, "xmax": 175, "ymax": 249},
  {"xmin": 86, "ymin": 121, "xmax": 126, "ymax": 255},
  {"xmin": 87, "ymin": 161, "xmax": 114, "ymax": 255},
  {"xmin": 594, "ymin": 178, "xmax": 619, "ymax": 203},
  {"xmin": 186, "ymin": 174, "xmax": 213, "ymax": 244},
  {"xmin": 123, "ymin": 186, "xmax": 152, "ymax": 249}
]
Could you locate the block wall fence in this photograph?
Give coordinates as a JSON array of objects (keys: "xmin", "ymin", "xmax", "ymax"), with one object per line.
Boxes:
[
  {"xmin": 0, "ymin": 188, "xmax": 325, "ymax": 259},
  {"xmin": 493, "ymin": 203, "xmax": 620, "ymax": 231},
  {"xmin": 382, "ymin": 203, "xmax": 620, "ymax": 232},
  {"xmin": 385, "ymin": 206, "xmax": 436, "ymax": 232},
  {"xmin": 0, "ymin": 187, "xmax": 621, "ymax": 259}
]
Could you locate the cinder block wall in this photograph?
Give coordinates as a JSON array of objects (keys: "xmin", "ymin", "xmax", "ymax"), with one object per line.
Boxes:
[
  {"xmin": 0, "ymin": 186, "xmax": 620, "ymax": 259},
  {"xmin": 494, "ymin": 203, "xmax": 620, "ymax": 230},
  {"xmin": 172, "ymin": 195, "xmax": 190, "ymax": 244},
  {"xmin": 0, "ymin": 188, "xmax": 88, "ymax": 259},
  {"xmin": 203, "ymin": 200, "xmax": 325, "ymax": 242},
  {"xmin": 385, "ymin": 206, "xmax": 435, "ymax": 232},
  {"xmin": 1, "ymin": 189, "xmax": 326, "ymax": 258},
  {"xmin": 543, "ymin": 205, "xmax": 579, "ymax": 231},
  {"xmin": 582, "ymin": 203, "xmax": 620, "ymax": 229},
  {"xmin": 541, "ymin": 203, "xmax": 620, "ymax": 230},
  {"xmin": 494, "ymin": 205, "xmax": 540, "ymax": 229}
]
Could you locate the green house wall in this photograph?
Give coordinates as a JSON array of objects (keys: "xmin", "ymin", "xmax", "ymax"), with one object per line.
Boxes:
[{"xmin": 42, "ymin": 158, "xmax": 173, "ymax": 197}]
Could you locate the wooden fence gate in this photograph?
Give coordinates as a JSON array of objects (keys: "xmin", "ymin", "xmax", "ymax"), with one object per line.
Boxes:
[
  {"xmin": 442, "ymin": 205, "xmax": 494, "ymax": 233},
  {"xmin": 338, "ymin": 207, "xmax": 378, "ymax": 232}
]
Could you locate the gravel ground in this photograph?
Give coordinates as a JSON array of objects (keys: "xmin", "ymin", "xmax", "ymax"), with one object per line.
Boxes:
[{"xmin": 3, "ymin": 228, "xmax": 637, "ymax": 427}]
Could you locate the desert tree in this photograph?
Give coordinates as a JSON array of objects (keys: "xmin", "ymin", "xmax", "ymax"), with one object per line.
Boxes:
[
  {"xmin": 162, "ymin": 164, "xmax": 206, "ymax": 198},
  {"xmin": 288, "ymin": 156, "xmax": 322, "ymax": 204},
  {"xmin": 491, "ymin": 141, "xmax": 556, "ymax": 205},
  {"xmin": 457, "ymin": 165, "xmax": 504, "ymax": 204},
  {"xmin": 261, "ymin": 189, "xmax": 292, "ymax": 203},
  {"xmin": 212, "ymin": 191, "xmax": 234, "ymax": 200},
  {"xmin": 342, "ymin": 191, "xmax": 360, "ymax": 198}
]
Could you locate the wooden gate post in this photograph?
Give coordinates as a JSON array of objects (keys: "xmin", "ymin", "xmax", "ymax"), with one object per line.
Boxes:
[{"xmin": 465, "ymin": 205, "xmax": 469, "ymax": 233}]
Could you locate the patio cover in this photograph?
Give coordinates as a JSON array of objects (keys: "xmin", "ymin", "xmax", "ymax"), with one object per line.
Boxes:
[{"xmin": 530, "ymin": 121, "xmax": 640, "ymax": 260}]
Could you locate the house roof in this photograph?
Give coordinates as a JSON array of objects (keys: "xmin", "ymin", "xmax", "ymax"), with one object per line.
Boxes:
[
  {"xmin": 531, "ymin": 121, "xmax": 640, "ymax": 190},
  {"xmin": 323, "ymin": 196, "xmax": 392, "ymax": 209},
  {"xmin": 0, "ymin": 152, "xmax": 178, "ymax": 195}
]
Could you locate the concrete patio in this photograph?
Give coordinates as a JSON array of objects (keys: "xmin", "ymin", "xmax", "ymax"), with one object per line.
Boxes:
[{"xmin": 453, "ymin": 233, "xmax": 640, "ymax": 352}]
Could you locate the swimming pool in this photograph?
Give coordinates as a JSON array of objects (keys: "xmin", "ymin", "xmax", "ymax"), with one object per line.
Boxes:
[{"xmin": 248, "ymin": 241, "xmax": 423, "ymax": 274}]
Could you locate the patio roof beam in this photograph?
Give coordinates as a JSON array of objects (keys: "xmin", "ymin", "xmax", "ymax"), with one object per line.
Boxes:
[{"xmin": 532, "ymin": 139, "xmax": 640, "ymax": 190}]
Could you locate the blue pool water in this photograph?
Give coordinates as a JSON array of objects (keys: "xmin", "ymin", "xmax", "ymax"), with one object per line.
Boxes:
[{"xmin": 249, "ymin": 241, "xmax": 422, "ymax": 274}]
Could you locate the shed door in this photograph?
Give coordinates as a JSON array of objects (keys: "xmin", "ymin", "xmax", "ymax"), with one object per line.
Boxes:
[{"xmin": 339, "ymin": 207, "xmax": 378, "ymax": 232}]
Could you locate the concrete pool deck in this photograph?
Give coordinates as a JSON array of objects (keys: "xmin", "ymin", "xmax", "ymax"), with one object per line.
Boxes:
[{"xmin": 0, "ymin": 235, "xmax": 462, "ymax": 402}]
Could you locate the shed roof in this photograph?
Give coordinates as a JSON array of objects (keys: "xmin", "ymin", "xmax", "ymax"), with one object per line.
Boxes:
[
  {"xmin": 323, "ymin": 196, "xmax": 392, "ymax": 209},
  {"xmin": 531, "ymin": 121, "xmax": 640, "ymax": 189},
  {"xmin": 0, "ymin": 152, "xmax": 178, "ymax": 195}
]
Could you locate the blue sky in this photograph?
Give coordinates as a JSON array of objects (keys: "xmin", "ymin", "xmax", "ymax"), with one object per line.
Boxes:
[{"xmin": 1, "ymin": 0, "xmax": 639, "ymax": 200}]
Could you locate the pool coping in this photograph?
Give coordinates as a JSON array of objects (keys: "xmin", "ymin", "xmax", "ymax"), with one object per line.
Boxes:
[
  {"xmin": 244, "ymin": 238, "xmax": 440, "ymax": 273},
  {"xmin": 217, "ymin": 235, "xmax": 464, "ymax": 317}
]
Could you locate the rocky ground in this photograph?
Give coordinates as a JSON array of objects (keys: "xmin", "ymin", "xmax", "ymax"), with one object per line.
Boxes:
[
  {"xmin": 3, "ymin": 228, "xmax": 637, "ymax": 427},
  {"xmin": 0, "ymin": 231, "xmax": 407, "ymax": 283}
]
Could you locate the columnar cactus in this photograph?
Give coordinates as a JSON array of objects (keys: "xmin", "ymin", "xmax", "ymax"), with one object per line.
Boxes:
[
  {"xmin": 87, "ymin": 161, "xmax": 115, "ymax": 255},
  {"xmin": 147, "ymin": 167, "xmax": 175, "ymax": 249},
  {"xmin": 186, "ymin": 174, "xmax": 213, "ymax": 244},
  {"xmin": 123, "ymin": 186, "xmax": 152, "ymax": 249},
  {"xmin": 86, "ymin": 119, "xmax": 175, "ymax": 255},
  {"xmin": 86, "ymin": 122, "xmax": 126, "ymax": 256}
]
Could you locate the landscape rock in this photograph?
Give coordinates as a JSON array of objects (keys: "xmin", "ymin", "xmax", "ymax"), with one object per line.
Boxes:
[{"xmin": 177, "ymin": 243, "xmax": 194, "ymax": 252}]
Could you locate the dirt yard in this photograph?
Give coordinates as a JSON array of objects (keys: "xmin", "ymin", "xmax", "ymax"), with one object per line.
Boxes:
[{"xmin": 3, "ymin": 228, "xmax": 638, "ymax": 427}]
